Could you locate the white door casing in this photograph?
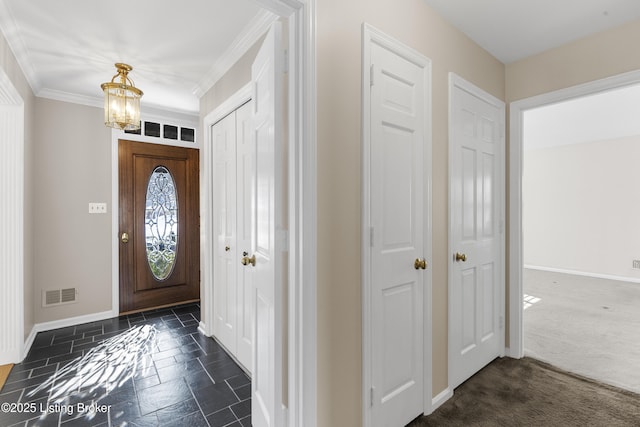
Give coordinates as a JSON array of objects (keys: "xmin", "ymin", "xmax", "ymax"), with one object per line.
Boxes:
[
  {"xmin": 251, "ymin": 21, "xmax": 285, "ymax": 427},
  {"xmin": 507, "ymin": 70, "xmax": 640, "ymax": 360},
  {"xmin": 213, "ymin": 111, "xmax": 238, "ymax": 354},
  {"xmin": 363, "ymin": 24, "xmax": 433, "ymax": 427},
  {"xmin": 0, "ymin": 68, "xmax": 25, "ymax": 364},
  {"xmin": 448, "ymin": 74, "xmax": 505, "ymax": 390}
]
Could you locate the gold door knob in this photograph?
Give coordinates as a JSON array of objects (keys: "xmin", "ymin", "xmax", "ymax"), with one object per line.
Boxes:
[
  {"xmin": 455, "ymin": 252, "xmax": 467, "ymax": 262},
  {"xmin": 241, "ymin": 254, "xmax": 256, "ymax": 267},
  {"xmin": 414, "ymin": 258, "xmax": 427, "ymax": 270},
  {"xmin": 121, "ymin": 232, "xmax": 129, "ymax": 243}
]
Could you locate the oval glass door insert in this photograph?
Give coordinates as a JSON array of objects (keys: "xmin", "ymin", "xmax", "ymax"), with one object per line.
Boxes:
[{"xmin": 145, "ymin": 166, "xmax": 178, "ymax": 280}]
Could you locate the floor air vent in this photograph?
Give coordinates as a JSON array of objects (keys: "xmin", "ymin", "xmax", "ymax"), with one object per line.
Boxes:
[{"xmin": 42, "ymin": 288, "xmax": 77, "ymax": 307}]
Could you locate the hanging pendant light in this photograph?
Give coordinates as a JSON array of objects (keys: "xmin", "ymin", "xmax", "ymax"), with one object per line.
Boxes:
[{"xmin": 100, "ymin": 63, "xmax": 143, "ymax": 131}]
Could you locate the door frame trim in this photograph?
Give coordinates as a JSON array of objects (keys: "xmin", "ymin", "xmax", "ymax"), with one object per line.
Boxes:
[
  {"xmin": 361, "ymin": 23, "xmax": 433, "ymax": 426},
  {"xmin": 0, "ymin": 67, "xmax": 25, "ymax": 364},
  {"xmin": 507, "ymin": 68, "xmax": 640, "ymax": 359},
  {"xmin": 447, "ymin": 73, "xmax": 506, "ymax": 389}
]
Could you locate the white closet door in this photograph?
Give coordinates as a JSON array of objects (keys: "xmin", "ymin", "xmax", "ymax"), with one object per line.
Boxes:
[
  {"xmin": 369, "ymin": 40, "xmax": 426, "ymax": 427},
  {"xmin": 213, "ymin": 111, "xmax": 238, "ymax": 354},
  {"xmin": 449, "ymin": 76, "xmax": 504, "ymax": 389}
]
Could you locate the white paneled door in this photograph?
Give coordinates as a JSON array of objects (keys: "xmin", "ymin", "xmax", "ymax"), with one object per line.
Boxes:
[
  {"xmin": 449, "ymin": 74, "xmax": 505, "ymax": 389},
  {"xmin": 368, "ymin": 36, "xmax": 430, "ymax": 427},
  {"xmin": 235, "ymin": 101, "xmax": 254, "ymax": 372},
  {"xmin": 213, "ymin": 110, "xmax": 238, "ymax": 356},
  {"xmin": 212, "ymin": 99, "xmax": 254, "ymax": 373},
  {"xmin": 251, "ymin": 22, "xmax": 285, "ymax": 427}
]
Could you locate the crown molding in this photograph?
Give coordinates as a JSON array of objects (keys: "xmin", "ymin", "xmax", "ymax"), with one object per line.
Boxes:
[
  {"xmin": 36, "ymin": 88, "xmax": 198, "ymax": 121},
  {"xmin": 193, "ymin": 8, "xmax": 277, "ymax": 98},
  {"xmin": 37, "ymin": 88, "xmax": 102, "ymax": 109},
  {"xmin": 0, "ymin": 0, "xmax": 41, "ymax": 94}
]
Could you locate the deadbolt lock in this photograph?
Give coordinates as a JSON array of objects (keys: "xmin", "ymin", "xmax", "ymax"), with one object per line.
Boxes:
[{"xmin": 121, "ymin": 232, "xmax": 129, "ymax": 244}]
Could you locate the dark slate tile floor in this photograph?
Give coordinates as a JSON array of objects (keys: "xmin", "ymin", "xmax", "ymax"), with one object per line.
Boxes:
[{"xmin": 0, "ymin": 303, "xmax": 251, "ymax": 427}]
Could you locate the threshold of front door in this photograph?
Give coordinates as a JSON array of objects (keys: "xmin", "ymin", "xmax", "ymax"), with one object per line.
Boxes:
[{"xmin": 120, "ymin": 298, "xmax": 201, "ymax": 316}]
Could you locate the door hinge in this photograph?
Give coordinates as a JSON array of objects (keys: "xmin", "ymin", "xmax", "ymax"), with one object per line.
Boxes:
[
  {"xmin": 499, "ymin": 315, "xmax": 504, "ymax": 329},
  {"xmin": 370, "ymin": 64, "xmax": 375, "ymax": 86},
  {"xmin": 369, "ymin": 226, "xmax": 374, "ymax": 247},
  {"xmin": 370, "ymin": 387, "xmax": 375, "ymax": 407}
]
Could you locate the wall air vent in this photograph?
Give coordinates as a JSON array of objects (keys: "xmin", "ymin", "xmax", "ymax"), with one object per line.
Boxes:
[{"xmin": 42, "ymin": 288, "xmax": 77, "ymax": 307}]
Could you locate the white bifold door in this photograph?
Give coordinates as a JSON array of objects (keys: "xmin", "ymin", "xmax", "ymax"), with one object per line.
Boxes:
[
  {"xmin": 213, "ymin": 100, "xmax": 254, "ymax": 373},
  {"xmin": 449, "ymin": 74, "xmax": 505, "ymax": 389}
]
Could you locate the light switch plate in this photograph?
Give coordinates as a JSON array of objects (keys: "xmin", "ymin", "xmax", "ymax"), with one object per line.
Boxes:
[{"xmin": 89, "ymin": 202, "xmax": 107, "ymax": 214}]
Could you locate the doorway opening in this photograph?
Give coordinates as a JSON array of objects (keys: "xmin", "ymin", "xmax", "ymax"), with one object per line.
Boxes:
[
  {"xmin": 509, "ymin": 70, "xmax": 640, "ymax": 395},
  {"xmin": 521, "ymin": 83, "xmax": 640, "ymax": 393}
]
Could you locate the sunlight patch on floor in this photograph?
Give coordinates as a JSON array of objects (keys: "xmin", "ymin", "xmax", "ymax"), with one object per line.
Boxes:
[
  {"xmin": 27, "ymin": 324, "xmax": 157, "ymax": 421},
  {"xmin": 524, "ymin": 294, "xmax": 541, "ymax": 310}
]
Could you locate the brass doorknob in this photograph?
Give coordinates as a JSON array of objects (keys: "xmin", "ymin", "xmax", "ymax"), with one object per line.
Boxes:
[
  {"xmin": 241, "ymin": 254, "xmax": 256, "ymax": 267},
  {"xmin": 455, "ymin": 252, "xmax": 467, "ymax": 262},
  {"xmin": 414, "ymin": 258, "xmax": 427, "ymax": 270},
  {"xmin": 121, "ymin": 232, "xmax": 129, "ymax": 243}
]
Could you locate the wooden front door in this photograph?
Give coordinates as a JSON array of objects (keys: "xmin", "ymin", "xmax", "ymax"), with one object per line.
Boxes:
[{"xmin": 119, "ymin": 139, "xmax": 200, "ymax": 313}]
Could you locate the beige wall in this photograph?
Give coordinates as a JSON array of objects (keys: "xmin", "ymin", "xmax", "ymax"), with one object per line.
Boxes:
[
  {"xmin": 506, "ymin": 19, "xmax": 640, "ymax": 103},
  {"xmin": 523, "ymin": 136, "xmax": 640, "ymax": 280},
  {"xmin": 33, "ymin": 98, "xmax": 113, "ymax": 323},
  {"xmin": 199, "ymin": 38, "xmax": 263, "ymax": 119},
  {"xmin": 316, "ymin": 1, "xmax": 504, "ymax": 425},
  {"xmin": 0, "ymin": 29, "xmax": 36, "ymax": 340}
]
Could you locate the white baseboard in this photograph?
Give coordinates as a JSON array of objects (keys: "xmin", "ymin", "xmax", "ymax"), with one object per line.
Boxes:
[
  {"xmin": 198, "ymin": 321, "xmax": 211, "ymax": 337},
  {"xmin": 22, "ymin": 327, "xmax": 38, "ymax": 360},
  {"xmin": 504, "ymin": 346, "xmax": 524, "ymax": 359},
  {"xmin": 22, "ymin": 310, "xmax": 117, "ymax": 360},
  {"xmin": 524, "ymin": 264, "xmax": 640, "ymax": 284},
  {"xmin": 430, "ymin": 387, "xmax": 453, "ymax": 413}
]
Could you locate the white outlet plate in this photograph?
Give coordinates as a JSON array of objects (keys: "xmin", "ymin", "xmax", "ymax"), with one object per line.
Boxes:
[{"xmin": 89, "ymin": 202, "xmax": 107, "ymax": 214}]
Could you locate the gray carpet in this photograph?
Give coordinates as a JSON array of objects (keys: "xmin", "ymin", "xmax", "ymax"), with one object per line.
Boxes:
[
  {"xmin": 524, "ymin": 268, "xmax": 640, "ymax": 394},
  {"xmin": 408, "ymin": 357, "xmax": 640, "ymax": 426}
]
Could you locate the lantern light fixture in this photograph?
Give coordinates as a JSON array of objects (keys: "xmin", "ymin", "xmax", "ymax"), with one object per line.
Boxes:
[{"xmin": 100, "ymin": 63, "xmax": 143, "ymax": 131}]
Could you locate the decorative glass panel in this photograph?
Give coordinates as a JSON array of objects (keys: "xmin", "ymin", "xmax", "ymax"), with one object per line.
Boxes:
[{"xmin": 145, "ymin": 166, "xmax": 178, "ymax": 280}]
